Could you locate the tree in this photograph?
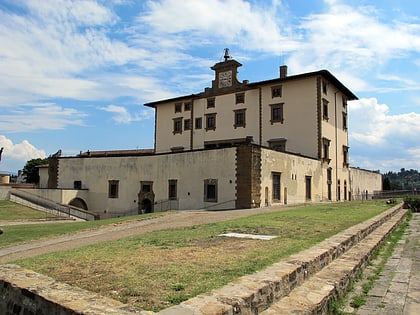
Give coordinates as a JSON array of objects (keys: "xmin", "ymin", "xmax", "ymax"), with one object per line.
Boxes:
[
  {"xmin": 383, "ymin": 177, "xmax": 391, "ymax": 190},
  {"xmin": 22, "ymin": 158, "xmax": 48, "ymax": 184}
]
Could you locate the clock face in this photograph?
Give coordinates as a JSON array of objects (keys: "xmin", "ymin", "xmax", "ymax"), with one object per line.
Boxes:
[{"xmin": 218, "ymin": 70, "xmax": 232, "ymax": 88}]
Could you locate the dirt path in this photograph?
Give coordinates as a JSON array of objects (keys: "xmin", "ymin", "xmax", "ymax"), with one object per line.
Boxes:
[{"xmin": 0, "ymin": 206, "xmax": 287, "ymax": 264}]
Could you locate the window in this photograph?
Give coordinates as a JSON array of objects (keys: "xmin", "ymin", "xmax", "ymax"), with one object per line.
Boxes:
[
  {"xmin": 74, "ymin": 180, "xmax": 82, "ymax": 189},
  {"xmin": 235, "ymin": 93, "xmax": 245, "ymax": 104},
  {"xmin": 322, "ymin": 137, "xmax": 331, "ymax": 162},
  {"xmin": 342, "ymin": 112, "xmax": 347, "ymax": 130},
  {"xmin": 141, "ymin": 182, "xmax": 152, "ymax": 193},
  {"xmin": 204, "ymin": 179, "xmax": 218, "ymax": 202},
  {"xmin": 327, "ymin": 168, "xmax": 332, "ymax": 201},
  {"xmin": 322, "ymin": 81, "xmax": 328, "ymax": 94},
  {"xmin": 343, "ymin": 146, "xmax": 349, "ymax": 167},
  {"xmin": 272, "ymin": 173, "xmax": 281, "ymax": 201},
  {"xmin": 173, "ymin": 118, "xmax": 182, "ymax": 134},
  {"xmin": 207, "ymin": 98, "xmax": 215, "ymax": 108},
  {"xmin": 195, "ymin": 117, "xmax": 202, "ymax": 129},
  {"xmin": 270, "ymin": 103, "xmax": 284, "ymax": 124},
  {"xmin": 305, "ymin": 176, "xmax": 312, "ymax": 200},
  {"xmin": 175, "ymin": 103, "xmax": 182, "ymax": 113},
  {"xmin": 108, "ymin": 180, "xmax": 119, "ymax": 198},
  {"xmin": 271, "ymin": 85, "xmax": 282, "ymax": 98},
  {"xmin": 205, "ymin": 113, "xmax": 216, "ymax": 131},
  {"xmin": 342, "ymin": 96, "xmax": 347, "ymax": 108},
  {"xmin": 323, "ymin": 99, "xmax": 329, "ymax": 121},
  {"xmin": 184, "ymin": 102, "xmax": 191, "ymax": 111},
  {"xmin": 268, "ymin": 138, "xmax": 287, "ymax": 152},
  {"xmin": 234, "ymin": 109, "xmax": 246, "ymax": 128},
  {"xmin": 168, "ymin": 179, "xmax": 177, "ymax": 200},
  {"xmin": 184, "ymin": 119, "xmax": 191, "ymax": 130}
]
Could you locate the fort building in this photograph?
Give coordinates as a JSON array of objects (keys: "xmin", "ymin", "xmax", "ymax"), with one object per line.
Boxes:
[{"xmin": 34, "ymin": 50, "xmax": 381, "ymax": 218}]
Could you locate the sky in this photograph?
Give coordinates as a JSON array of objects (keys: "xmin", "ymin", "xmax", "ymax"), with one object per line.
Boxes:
[{"xmin": 0, "ymin": 0, "xmax": 419, "ymax": 174}]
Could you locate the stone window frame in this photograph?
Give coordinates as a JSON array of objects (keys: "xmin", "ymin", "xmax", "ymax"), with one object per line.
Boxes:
[
  {"xmin": 235, "ymin": 92, "xmax": 245, "ymax": 104},
  {"xmin": 204, "ymin": 178, "xmax": 218, "ymax": 202},
  {"xmin": 205, "ymin": 113, "xmax": 216, "ymax": 131},
  {"xmin": 184, "ymin": 119, "xmax": 191, "ymax": 131},
  {"xmin": 173, "ymin": 117, "xmax": 183, "ymax": 134},
  {"xmin": 342, "ymin": 96, "xmax": 347, "ymax": 108},
  {"xmin": 322, "ymin": 80, "xmax": 328, "ymax": 95},
  {"xmin": 174, "ymin": 102, "xmax": 182, "ymax": 113},
  {"xmin": 268, "ymin": 138, "xmax": 287, "ymax": 152},
  {"xmin": 322, "ymin": 98, "xmax": 329, "ymax": 121},
  {"xmin": 271, "ymin": 85, "xmax": 282, "ymax": 98},
  {"xmin": 141, "ymin": 181, "xmax": 153, "ymax": 193},
  {"xmin": 270, "ymin": 103, "xmax": 284, "ymax": 124},
  {"xmin": 108, "ymin": 180, "xmax": 119, "ymax": 199},
  {"xmin": 322, "ymin": 137, "xmax": 331, "ymax": 163},
  {"xmin": 233, "ymin": 108, "xmax": 246, "ymax": 128},
  {"xmin": 184, "ymin": 102, "xmax": 191, "ymax": 111},
  {"xmin": 207, "ymin": 98, "xmax": 215, "ymax": 109},
  {"xmin": 342, "ymin": 112, "xmax": 348, "ymax": 130},
  {"xmin": 343, "ymin": 145, "xmax": 349, "ymax": 168},
  {"xmin": 168, "ymin": 179, "xmax": 177, "ymax": 200},
  {"xmin": 195, "ymin": 117, "xmax": 202, "ymax": 129}
]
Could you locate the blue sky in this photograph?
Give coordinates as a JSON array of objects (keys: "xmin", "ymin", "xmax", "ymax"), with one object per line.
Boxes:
[{"xmin": 0, "ymin": 0, "xmax": 419, "ymax": 174}]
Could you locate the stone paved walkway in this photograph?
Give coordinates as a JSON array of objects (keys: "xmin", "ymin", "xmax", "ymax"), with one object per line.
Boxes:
[{"xmin": 356, "ymin": 212, "xmax": 420, "ymax": 315}]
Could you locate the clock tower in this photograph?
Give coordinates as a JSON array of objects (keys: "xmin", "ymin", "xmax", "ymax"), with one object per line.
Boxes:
[{"xmin": 210, "ymin": 48, "xmax": 243, "ymax": 91}]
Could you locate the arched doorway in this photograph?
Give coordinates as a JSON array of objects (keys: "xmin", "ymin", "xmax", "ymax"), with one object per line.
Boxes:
[
  {"xmin": 69, "ymin": 197, "xmax": 88, "ymax": 210},
  {"xmin": 140, "ymin": 198, "xmax": 153, "ymax": 213}
]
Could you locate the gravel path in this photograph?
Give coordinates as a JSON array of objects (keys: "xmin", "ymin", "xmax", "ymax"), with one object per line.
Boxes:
[{"xmin": 0, "ymin": 206, "xmax": 287, "ymax": 264}]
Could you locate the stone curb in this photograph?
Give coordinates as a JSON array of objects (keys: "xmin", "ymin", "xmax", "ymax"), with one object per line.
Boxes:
[{"xmin": 261, "ymin": 208, "xmax": 407, "ymax": 314}]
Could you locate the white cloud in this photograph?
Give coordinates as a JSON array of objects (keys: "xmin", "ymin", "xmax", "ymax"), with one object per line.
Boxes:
[
  {"xmin": 348, "ymin": 97, "xmax": 420, "ymax": 171},
  {"xmin": 349, "ymin": 98, "xmax": 420, "ymax": 145},
  {"xmin": 99, "ymin": 105, "xmax": 154, "ymax": 124},
  {"xmin": 139, "ymin": 0, "xmax": 299, "ymax": 53},
  {"xmin": 288, "ymin": 1, "xmax": 420, "ymax": 79},
  {"xmin": 0, "ymin": 103, "xmax": 87, "ymax": 133},
  {"xmin": 0, "ymin": 135, "xmax": 46, "ymax": 164}
]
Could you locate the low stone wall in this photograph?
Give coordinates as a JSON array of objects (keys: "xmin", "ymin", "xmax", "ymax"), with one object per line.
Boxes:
[{"xmin": 0, "ymin": 264, "xmax": 147, "ymax": 315}]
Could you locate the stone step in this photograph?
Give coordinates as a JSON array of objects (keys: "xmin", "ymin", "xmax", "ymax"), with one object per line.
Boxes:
[
  {"xmin": 260, "ymin": 207, "xmax": 408, "ymax": 314},
  {"xmin": 157, "ymin": 204, "xmax": 406, "ymax": 315}
]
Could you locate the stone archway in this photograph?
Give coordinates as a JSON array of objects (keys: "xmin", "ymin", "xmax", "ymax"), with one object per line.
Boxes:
[{"xmin": 68, "ymin": 197, "xmax": 88, "ymax": 210}]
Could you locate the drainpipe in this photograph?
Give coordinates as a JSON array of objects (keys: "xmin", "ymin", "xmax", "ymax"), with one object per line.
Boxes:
[{"xmin": 259, "ymin": 87, "xmax": 262, "ymax": 146}]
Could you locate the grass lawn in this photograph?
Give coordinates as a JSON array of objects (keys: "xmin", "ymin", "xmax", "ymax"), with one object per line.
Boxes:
[
  {"xmin": 14, "ymin": 200, "xmax": 395, "ymax": 312},
  {"xmin": 0, "ymin": 200, "xmax": 55, "ymax": 220},
  {"xmin": 0, "ymin": 200, "xmax": 167, "ymax": 247}
]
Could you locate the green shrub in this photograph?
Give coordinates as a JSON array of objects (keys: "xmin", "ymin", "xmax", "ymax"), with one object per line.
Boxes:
[{"xmin": 403, "ymin": 196, "xmax": 420, "ymax": 212}]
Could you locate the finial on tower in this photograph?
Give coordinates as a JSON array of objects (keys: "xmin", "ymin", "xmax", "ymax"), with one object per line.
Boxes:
[{"xmin": 223, "ymin": 48, "xmax": 230, "ymax": 61}]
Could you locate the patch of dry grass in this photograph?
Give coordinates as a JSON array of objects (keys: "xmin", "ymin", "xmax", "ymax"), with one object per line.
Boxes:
[{"xmin": 15, "ymin": 201, "xmax": 393, "ymax": 311}]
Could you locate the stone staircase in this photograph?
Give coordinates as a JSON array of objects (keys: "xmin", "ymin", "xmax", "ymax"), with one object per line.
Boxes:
[{"xmin": 157, "ymin": 204, "xmax": 407, "ymax": 315}]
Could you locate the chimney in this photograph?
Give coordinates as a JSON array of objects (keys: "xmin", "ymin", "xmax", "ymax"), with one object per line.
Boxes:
[{"xmin": 280, "ymin": 65, "xmax": 288, "ymax": 78}]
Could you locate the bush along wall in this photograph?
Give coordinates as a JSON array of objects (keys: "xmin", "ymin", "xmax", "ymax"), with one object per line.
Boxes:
[{"xmin": 403, "ymin": 196, "xmax": 420, "ymax": 212}]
